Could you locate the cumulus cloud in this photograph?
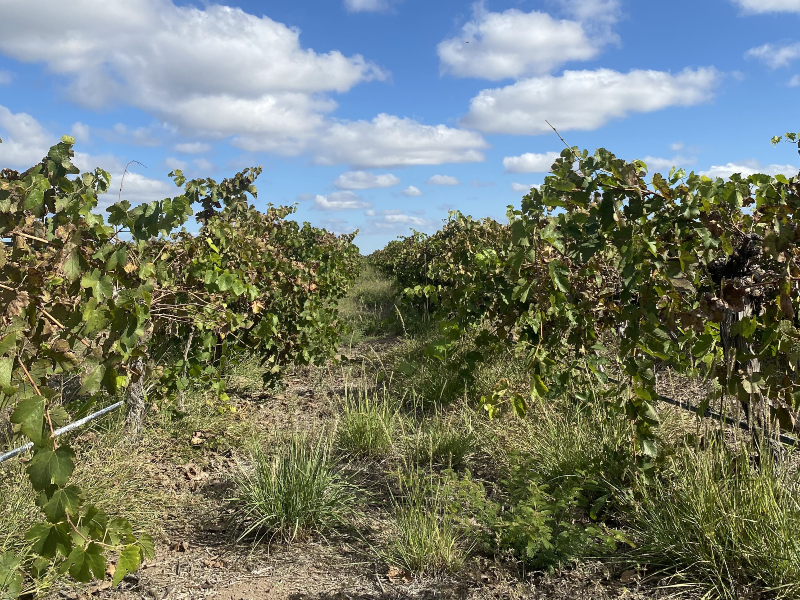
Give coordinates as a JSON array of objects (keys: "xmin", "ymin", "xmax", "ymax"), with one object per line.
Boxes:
[
  {"xmin": 641, "ymin": 155, "xmax": 696, "ymax": 171},
  {"xmin": 193, "ymin": 158, "xmax": 215, "ymax": 171},
  {"xmin": 426, "ymin": 174, "xmax": 460, "ymax": 186},
  {"xmin": 364, "ymin": 209, "xmax": 434, "ymax": 233},
  {"xmin": 315, "ymin": 114, "xmax": 488, "ymax": 168},
  {"xmin": 0, "ymin": 104, "xmax": 53, "ymax": 168},
  {"xmin": 334, "ymin": 170, "xmax": 401, "ymax": 190},
  {"xmin": 401, "ymin": 185, "xmax": 423, "ymax": 196},
  {"xmin": 175, "ymin": 142, "xmax": 211, "ymax": 154},
  {"xmin": 746, "ymin": 42, "xmax": 800, "ymax": 68},
  {"xmin": 700, "ymin": 161, "xmax": 799, "ymax": 179},
  {"xmin": 317, "ymin": 217, "xmax": 353, "ymax": 235},
  {"xmin": 165, "ymin": 157, "xmax": 188, "ymax": 171},
  {"xmin": 463, "ymin": 67, "xmax": 719, "ymax": 135},
  {"xmin": 70, "ymin": 122, "xmax": 91, "ymax": 143},
  {"xmin": 343, "ymin": 0, "xmax": 400, "ymax": 12},
  {"xmin": 731, "ymin": 0, "xmax": 800, "ymax": 13},
  {"xmin": 503, "ymin": 151, "xmax": 560, "ymax": 173},
  {"xmin": 437, "ymin": 2, "xmax": 603, "ymax": 80},
  {"xmin": 312, "ymin": 190, "xmax": 372, "ymax": 210},
  {"xmin": 511, "ymin": 182, "xmax": 537, "ymax": 192},
  {"xmin": 0, "ymin": 0, "xmax": 386, "ymax": 144}
]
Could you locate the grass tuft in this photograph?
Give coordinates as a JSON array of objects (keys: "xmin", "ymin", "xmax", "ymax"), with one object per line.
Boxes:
[
  {"xmin": 231, "ymin": 432, "xmax": 358, "ymax": 543},
  {"xmin": 335, "ymin": 394, "xmax": 400, "ymax": 459},
  {"xmin": 629, "ymin": 443, "xmax": 800, "ymax": 599},
  {"xmin": 383, "ymin": 476, "xmax": 467, "ymax": 575}
]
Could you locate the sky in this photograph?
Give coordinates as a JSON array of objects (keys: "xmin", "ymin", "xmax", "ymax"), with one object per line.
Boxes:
[{"xmin": 1, "ymin": 0, "xmax": 799, "ymax": 253}]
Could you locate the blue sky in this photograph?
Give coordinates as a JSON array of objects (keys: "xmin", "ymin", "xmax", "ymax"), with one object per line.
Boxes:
[{"xmin": 1, "ymin": 0, "xmax": 799, "ymax": 253}]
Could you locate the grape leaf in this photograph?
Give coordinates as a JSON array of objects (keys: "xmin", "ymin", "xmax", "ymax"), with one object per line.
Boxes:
[
  {"xmin": 41, "ymin": 485, "xmax": 82, "ymax": 522},
  {"xmin": 10, "ymin": 396, "xmax": 45, "ymax": 446},
  {"xmin": 64, "ymin": 543, "xmax": 105, "ymax": 583},
  {"xmin": 112, "ymin": 545, "xmax": 142, "ymax": 587},
  {"xmin": 26, "ymin": 446, "xmax": 76, "ymax": 490}
]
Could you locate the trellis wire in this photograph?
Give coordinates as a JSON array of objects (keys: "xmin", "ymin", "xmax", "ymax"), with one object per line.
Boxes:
[{"xmin": 0, "ymin": 401, "xmax": 123, "ymax": 464}]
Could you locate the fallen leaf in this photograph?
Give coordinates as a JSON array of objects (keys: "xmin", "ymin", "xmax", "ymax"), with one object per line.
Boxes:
[
  {"xmin": 172, "ymin": 541, "xmax": 189, "ymax": 552},
  {"xmin": 87, "ymin": 581, "xmax": 111, "ymax": 595},
  {"xmin": 620, "ymin": 569, "xmax": 636, "ymax": 583},
  {"xmin": 387, "ymin": 565, "xmax": 411, "ymax": 583},
  {"xmin": 181, "ymin": 463, "xmax": 207, "ymax": 481}
]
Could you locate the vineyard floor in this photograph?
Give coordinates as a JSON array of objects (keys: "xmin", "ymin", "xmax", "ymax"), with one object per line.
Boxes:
[{"xmin": 7, "ymin": 266, "xmax": 790, "ymax": 600}]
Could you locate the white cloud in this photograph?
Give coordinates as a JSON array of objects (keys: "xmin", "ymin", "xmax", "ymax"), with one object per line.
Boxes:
[
  {"xmin": 642, "ymin": 155, "xmax": 696, "ymax": 171},
  {"xmin": 471, "ymin": 179, "xmax": 494, "ymax": 187},
  {"xmin": 175, "ymin": 142, "xmax": 211, "ymax": 154},
  {"xmin": 426, "ymin": 174, "xmax": 460, "ymax": 186},
  {"xmin": 193, "ymin": 158, "xmax": 214, "ymax": 172},
  {"xmin": 437, "ymin": 2, "xmax": 602, "ymax": 80},
  {"xmin": 364, "ymin": 209, "xmax": 434, "ymax": 232},
  {"xmin": 401, "ymin": 185, "xmax": 423, "ymax": 196},
  {"xmin": 503, "ymin": 151, "xmax": 560, "ymax": 173},
  {"xmin": 333, "ymin": 170, "xmax": 401, "ymax": 190},
  {"xmin": 0, "ymin": 104, "xmax": 53, "ymax": 168},
  {"xmin": 699, "ymin": 160, "xmax": 798, "ymax": 179},
  {"xmin": 312, "ymin": 190, "xmax": 372, "ymax": 210},
  {"xmin": 511, "ymin": 182, "xmax": 537, "ymax": 192},
  {"xmin": 315, "ymin": 114, "xmax": 488, "ymax": 168},
  {"xmin": 165, "ymin": 157, "xmax": 187, "ymax": 171},
  {"xmin": 790, "ymin": 74, "xmax": 800, "ymax": 87},
  {"xmin": 0, "ymin": 0, "xmax": 386, "ymax": 143},
  {"xmin": 0, "ymin": 71, "xmax": 12, "ymax": 85},
  {"xmin": 317, "ymin": 217, "xmax": 353, "ymax": 235},
  {"xmin": 731, "ymin": 0, "xmax": 800, "ymax": 13},
  {"xmin": 343, "ymin": 0, "xmax": 399, "ymax": 12},
  {"xmin": 463, "ymin": 67, "xmax": 719, "ymax": 135},
  {"xmin": 106, "ymin": 123, "xmax": 165, "ymax": 147},
  {"xmin": 70, "ymin": 122, "xmax": 91, "ymax": 143},
  {"xmin": 88, "ymin": 170, "xmax": 178, "ymax": 214},
  {"xmin": 670, "ymin": 141, "xmax": 684, "ymax": 151},
  {"xmin": 745, "ymin": 42, "xmax": 800, "ymax": 69}
]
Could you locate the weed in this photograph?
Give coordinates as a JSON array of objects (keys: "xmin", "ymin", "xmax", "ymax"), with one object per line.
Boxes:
[
  {"xmin": 231, "ymin": 432, "xmax": 358, "ymax": 543},
  {"xmin": 335, "ymin": 394, "xmax": 400, "ymax": 459},
  {"xmin": 406, "ymin": 416, "xmax": 476, "ymax": 470},
  {"xmin": 384, "ymin": 475, "xmax": 467, "ymax": 575},
  {"xmin": 629, "ymin": 443, "xmax": 800, "ymax": 598}
]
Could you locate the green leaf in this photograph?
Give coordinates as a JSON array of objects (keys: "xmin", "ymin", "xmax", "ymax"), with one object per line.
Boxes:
[
  {"xmin": 640, "ymin": 437, "xmax": 658, "ymax": 458},
  {"xmin": 64, "ymin": 543, "xmax": 105, "ymax": 583},
  {"xmin": 0, "ymin": 552, "xmax": 22, "ymax": 600},
  {"xmin": 80, "ymin": 269, "xmax": 114, "ymax": 300},
  {"xmin": 0, "ymin": 332, "xmax": 16, "ymax": 357},
  {"xmin": 42, "ymin": 485, "xmax": 82, "ymax": 522},
  {"xmin": 62, "ymin": 249, "xmax": 83, "ymax": 282},
  {"xmin": 26, "ymin": 446, "xmax": 76, "ymax": 491},
  {"xmin": 79, "ymin": 365, "xmax": 106, "ymax": 396},
  {"xmin": 0, "ymin": 357, "xmax": 12, "ymax": 389},
  {"xmin": 10, "ymin": 396, "xmax": 45, "ymax": 446},
  {"xmin": 25, "ymin": 522, "xmax": 71, "ymax": 559},
  {"xmin": 548, "ymin": 260, "xmax": 570, "ymax": 293},
  {"xmin": 112, "ymin": 545, "xmax": 142, "ymax": 587}
]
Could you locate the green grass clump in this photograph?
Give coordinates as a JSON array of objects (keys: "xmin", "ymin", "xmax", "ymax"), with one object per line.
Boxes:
[
  {"xmin": 335, "ymin": 395, "xmax": 400, "ymax": 459},
  {"xmin": 629, "ymin": 443, "xmax": 800, "ymax": 599},
  {"xmin": 384, "ymin": 477, "xmax": 466, "ymax": 575},
  {"xmin": 406, "ymin": 416, "xmax": 476, "ymax": 470},
  {"xmin": 231, "ymin": 433, "xmax": 357, "ymax": 543}
]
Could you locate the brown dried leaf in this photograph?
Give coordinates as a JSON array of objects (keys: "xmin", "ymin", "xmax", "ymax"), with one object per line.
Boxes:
[
  {"xmin": 6, "ymin": 291, "xmax": 29, "ymax": 317},
  {"xmin": 387, "ymin": 565, "xmax": 411, "ymax": 583}
]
